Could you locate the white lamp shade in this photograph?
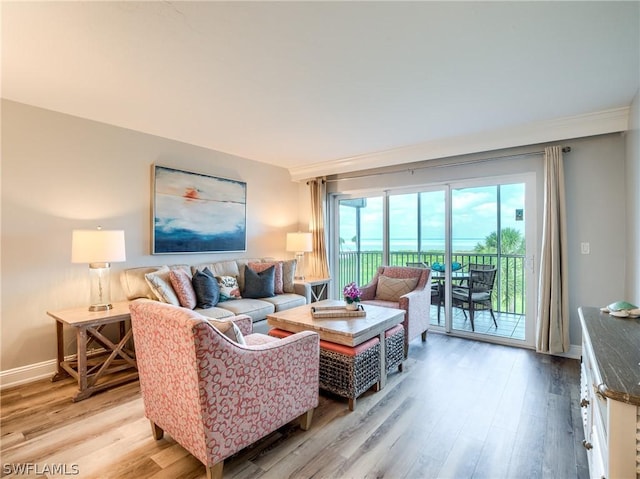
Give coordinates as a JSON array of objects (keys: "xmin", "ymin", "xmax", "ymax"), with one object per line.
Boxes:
[
  {"xmin": 72, "ymin": 230, "xmax": 126, "ymax": 263},
  {"xmin": 286, "ymin": 232, "xmax": 312, "ymax": 253}
]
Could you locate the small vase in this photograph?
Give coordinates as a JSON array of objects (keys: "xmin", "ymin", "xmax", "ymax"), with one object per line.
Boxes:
[{"xmin": 345, "ymin": 302, "xmax": 358, "ymax": 311}]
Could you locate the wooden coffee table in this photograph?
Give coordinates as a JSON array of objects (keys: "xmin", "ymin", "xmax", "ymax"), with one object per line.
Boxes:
[{"xmin": 267, "ymin": 299, "xmax": 405, "ymax": 389}]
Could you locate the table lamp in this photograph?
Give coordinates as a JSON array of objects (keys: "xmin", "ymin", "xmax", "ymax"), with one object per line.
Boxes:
[
  {"xmin": 286, "ymin": 232, "xmax": 312, "ymax": 280},
  {"xmin": 72, "ymin": 228, "xmax": 126, "ymax": 311}
]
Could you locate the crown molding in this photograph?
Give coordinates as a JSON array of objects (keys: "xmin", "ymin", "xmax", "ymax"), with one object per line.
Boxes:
[{"xmin": 289, "ymin": 107, "xmax": 630, "ymax": 182}]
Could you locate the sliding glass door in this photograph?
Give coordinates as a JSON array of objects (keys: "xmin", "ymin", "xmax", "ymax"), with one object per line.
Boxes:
[
  {"xmin": 333, "ymin": 173, "xmax": 535, "ymax": 347},
  {"xmin": 449, "ymin": 181, "xmax": 529, "ymax": 341}
]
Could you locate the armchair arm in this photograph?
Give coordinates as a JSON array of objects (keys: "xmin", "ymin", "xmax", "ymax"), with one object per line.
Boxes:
[
  {"xmin": 398, "ymin": 275, "xmax": 432, "ymax": 343},
  {"xmin": 229, "ymin": 314, "xmax": 253, "ymax": 336}
]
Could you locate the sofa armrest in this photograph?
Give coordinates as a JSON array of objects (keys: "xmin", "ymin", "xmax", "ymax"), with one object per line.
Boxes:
[{"xmin": 293, "ymin": 281, "xmax": 312, "ymax": 304}]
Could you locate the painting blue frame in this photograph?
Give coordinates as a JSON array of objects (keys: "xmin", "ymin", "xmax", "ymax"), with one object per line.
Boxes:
[{"xmin": 152, "ymin": 165, "xmax": 247, "ymax": 254}]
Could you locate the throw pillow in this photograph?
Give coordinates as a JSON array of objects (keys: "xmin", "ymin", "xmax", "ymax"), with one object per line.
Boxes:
[
  {"xmin": 192, "ymin": 268, "xmax": 220, "ymax": 309},
  {"xmin": 375, "ymin": 275, "xmax": 420, "ymax": 302},
  {"xmin": 208, "ymin": 318, "xmax": 246, "ymax": 345},
  {"xmin": 281, "ymin": 259, "xmax": 297, "ymax": 293},
  {"xmin": 145, "ymin": 266, "xmax": 180, "ymax": 306},
  {"xmin": 243, "ymin": 265, "xmax": 275, "ymax": 298},
  {"xmin": 216, "ymin": 275, "xmax": 242, "ymax": 301},
  {"xmin": 169, "ymin": 268, "xmax": 197, "ymax": 309},
  {"xmin": 248, "ymin": 261, "xmax": 283, "ymax": 294}
]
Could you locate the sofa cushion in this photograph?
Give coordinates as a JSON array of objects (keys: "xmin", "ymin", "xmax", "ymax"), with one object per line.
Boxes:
[
  {"xmin": 235, "ymin": 258, "xmax": 264, "ymax": 290},
  {"xmin": 215, "ymin": 298, "xmax": 275, "ymax": 322},
  {"xmin": 145, "ymin": 266, "xmax": 180, "ymax": 306},
  {"xmin": 249, "ymin": 261, "xmax": 283, "ymax": 294},
  {"xmin": 216, "ymin": 275, "xmax": 242, "ymax": 301},
  {"xmin": 192, "ymin": 268, "xmax": 220, "ymax": 309},
  {"xmin": 375, "ymin": 275, "xmax": 419, "ymax": 302},
  {"xmin": 244, "ymin": 333, "xmax": 280, "ymax": 346},
  {"xmin": 169, "ymin": 268, "xmax": 196, "ymax": 309},
  {"xmin": 260, "ymin": 293, "xmax": 306, "ymax": 312},
  {"xmin": 243, "ymin": 265, "xmax": 275, "ymax": 299},
  {"xmin": 195, "ymin": 306, "xmax": 235, "ymax": 320},
  {"xmin": 193, "ymin": 261, "xmax": 240, "ymax": 281}
]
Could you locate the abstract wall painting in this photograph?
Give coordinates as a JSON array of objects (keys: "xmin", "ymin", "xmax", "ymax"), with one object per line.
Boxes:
[{"xmin": 152, "ymin": 165, "xmax": 247, "ymax": 254}]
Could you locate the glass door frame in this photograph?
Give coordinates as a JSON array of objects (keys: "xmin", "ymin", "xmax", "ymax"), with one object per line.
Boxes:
[
  {"xmin": 329, "ymin": 172, "xmax": 537, "ymax": 349},
  {"xmin": 441, "ymin": 173, "xmax": 536, "ymax": 347}
]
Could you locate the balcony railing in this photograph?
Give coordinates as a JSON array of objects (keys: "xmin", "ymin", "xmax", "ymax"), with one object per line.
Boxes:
[{"xmin": 338, "ymin": 251, "xmax": 526, "ymax": 315}]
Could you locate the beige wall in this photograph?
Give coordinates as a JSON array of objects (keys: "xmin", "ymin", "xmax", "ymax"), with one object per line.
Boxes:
[
  {"xmin": 1, "ymin": 100, "xmax": 304, "ymax": 382},
  {"xmin": 626, "ymin": 89, "xmax": 640, "ymax": 304}
]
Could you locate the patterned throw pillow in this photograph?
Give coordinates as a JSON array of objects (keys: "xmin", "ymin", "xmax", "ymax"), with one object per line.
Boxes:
[
  {"xmin": 216, "ymin": 275, "xmax": 242, "ymax": 301},
  {"xmin": 375, "ymin": 275, "xmax": 419, "ymax": 302},
  {"xmin": 248, "ymin": 261, "xmax": 283, "ymax": 294},
  {"xmin": 243, "ymin": 265, "xmax": 275, "ymax": 299},
  {"xmin": 145, "ymin": 266, "xmax": 180, "ymax": 306},
  {"xmin": 281, "ymin": 259, "xmax": 297, "ymax": 293},
  {"xmin": 169, "ymin": 268, "xmax": 196, "ymax": 309},
  {"xmin": 208, "ymin": 318, "xmax": 246, "ymax": 345},
  {"xmin": 192, "ymin": 268, "xmax": 220, "ymax": 309}
]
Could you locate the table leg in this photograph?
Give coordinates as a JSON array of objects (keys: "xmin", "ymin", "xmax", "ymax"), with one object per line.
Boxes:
[
  {"xmin": 378, "ymin": 331, "xmax": 387, "ymax": 389},
  {"xmin": 51, "ymin": 321, "xmax": 68, "ymax": 382},
  {"xmin": 73, "ymin": 327, "xmax": 90, "ymax": 402}
]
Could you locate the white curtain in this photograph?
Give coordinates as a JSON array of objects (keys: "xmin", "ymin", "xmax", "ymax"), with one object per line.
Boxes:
[
  {"xmin": 536, "ymin": 146, "xmax": 569, "ymax": 353},
  {"xmin": 307, "ymin": 178, "xmax": 330, "ymax": 279}
]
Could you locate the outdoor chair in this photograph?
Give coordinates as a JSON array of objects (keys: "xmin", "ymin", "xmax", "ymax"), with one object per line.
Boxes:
[
  {"xmin": 451, "ymin": 264, "xmax": 498, "ymax": 331},
  {"xmin": 129, "ymin": 300, "xmax": 320, "ymax": 479}
]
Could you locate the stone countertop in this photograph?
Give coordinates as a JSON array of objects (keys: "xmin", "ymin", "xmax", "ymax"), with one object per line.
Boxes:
[{"xmin": 579, "ymin": 306, "xmax": 640, "ymax": 406}]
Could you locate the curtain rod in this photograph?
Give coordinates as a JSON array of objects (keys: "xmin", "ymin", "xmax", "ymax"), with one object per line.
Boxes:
[{"xmin": 324, "ymin": 146, "xmax": 571, "ymax": 183}]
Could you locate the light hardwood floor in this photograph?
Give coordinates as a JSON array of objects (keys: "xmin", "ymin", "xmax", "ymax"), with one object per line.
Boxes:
[{"xmin": 1, "ymin": 333, "xmax": 589, "ymax": 479}]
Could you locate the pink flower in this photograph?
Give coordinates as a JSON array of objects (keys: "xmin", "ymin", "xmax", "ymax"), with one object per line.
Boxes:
[{"xmin": 342, "ymin": 282, "xmax": 362, "ymax": 302}]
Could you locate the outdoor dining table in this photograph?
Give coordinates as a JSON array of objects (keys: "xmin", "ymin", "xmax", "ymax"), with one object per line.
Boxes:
[{"xmin": 431, "ymin": 270, "xmax": 470, "ymax": 323}]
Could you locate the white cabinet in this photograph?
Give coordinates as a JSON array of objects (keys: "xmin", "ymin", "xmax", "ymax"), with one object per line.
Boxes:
[{"xmin": 579, "ymin": 307, "xmax": 640, "ymax": 479}]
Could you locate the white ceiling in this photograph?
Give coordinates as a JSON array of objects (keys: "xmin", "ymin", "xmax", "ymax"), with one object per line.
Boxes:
[{"xmin": 2, "ymin": 1, "xmax": 639, "ymax": 180}]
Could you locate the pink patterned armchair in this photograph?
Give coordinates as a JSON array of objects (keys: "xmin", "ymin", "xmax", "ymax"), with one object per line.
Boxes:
[
  {"xmin": 129, "ymin": 300, "xmax": 320, "ymax": 479},
  {"xmin": 360, "ymin": 266, "xmax": 432, "ymax": 357}
]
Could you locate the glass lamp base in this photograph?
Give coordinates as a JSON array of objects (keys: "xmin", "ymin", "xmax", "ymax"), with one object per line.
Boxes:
[
  {"xmin": 88, "ymin": 263, "xmax": 113, "ymax": 312},
  {"xmin": 89, "ymin": 303, "xmax": 113, "ymax": 312}
]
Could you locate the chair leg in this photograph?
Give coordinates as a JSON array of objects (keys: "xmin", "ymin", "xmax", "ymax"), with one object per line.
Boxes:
[
  {"xmin": 205, "ymin": 462, "xmax": 224, "ymax": 479},
  {"xmin": 469, "ymin": 304, "xmax": 475, "ymax": 331},
  {"xmin": 299, "ymin": 408, "xmax": 314, "ymax": 431},
  {"xmin": 490, "ymin": 309, "xmax": 497, "ymax": 328},
  {"xmin": 150, "ymin": 420, "xmax": 163, "ymax": 440}
]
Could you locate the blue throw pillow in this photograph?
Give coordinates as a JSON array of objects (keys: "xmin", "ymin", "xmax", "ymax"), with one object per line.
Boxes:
[
  {"xmin": 243, "ymin": 265, "xmax": 275, "ymax": 299},
  {"xmin": 192, "ymin": 267, "xmax": 220, "ymax": 308}
]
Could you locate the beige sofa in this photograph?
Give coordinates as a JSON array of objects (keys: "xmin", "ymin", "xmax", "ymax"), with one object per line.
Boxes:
[{"xmin": 120, "ymin": 258, "xmax": 310, "ymax": 329}]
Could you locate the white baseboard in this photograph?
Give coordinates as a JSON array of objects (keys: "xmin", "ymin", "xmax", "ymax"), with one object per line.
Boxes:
[
  {"xmin": 0, "ymin": 348, "xmax": 108, "ymax": 391},
  {"xmin": 0, "ymin": 359, "xmax": 58, "ymax": 390}
]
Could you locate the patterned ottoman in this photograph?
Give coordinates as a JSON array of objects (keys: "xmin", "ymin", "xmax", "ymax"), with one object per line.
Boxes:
[{"xmin": 269, "ymin": 328, "xmax": 380, "ymax": 411}]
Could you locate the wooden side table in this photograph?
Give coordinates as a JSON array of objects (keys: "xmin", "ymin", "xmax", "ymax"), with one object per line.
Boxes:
[{"xmin": 47, "ymin": 301, "xmax": 137, "ymax": 401}]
